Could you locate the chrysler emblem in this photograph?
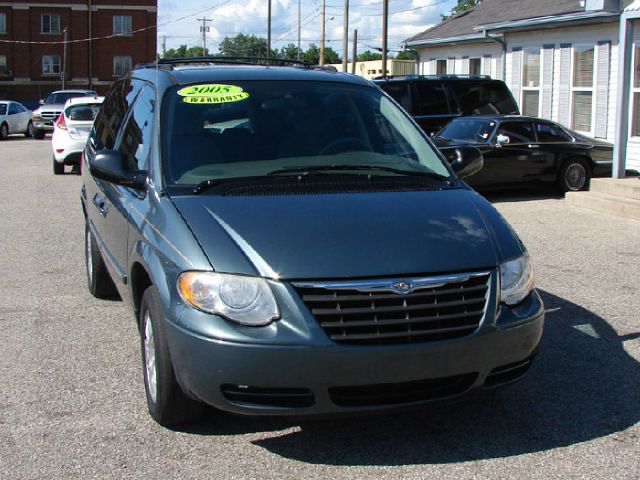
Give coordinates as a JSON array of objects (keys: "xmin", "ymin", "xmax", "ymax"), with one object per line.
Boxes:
[{"xmin": 392, "ymin": 280, "xmax": 414, "ymax": 294}]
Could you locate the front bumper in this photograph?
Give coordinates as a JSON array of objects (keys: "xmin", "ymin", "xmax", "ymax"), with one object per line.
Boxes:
[
  {"xmin": 33, "ymin": 120, "xmax": 55, "ymax": 132},
  {"xmin": 165, "ymin": 282, "xmax": 544, "ymax": 416}
]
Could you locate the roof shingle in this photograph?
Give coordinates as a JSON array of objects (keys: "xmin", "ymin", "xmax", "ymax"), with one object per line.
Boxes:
[{"xmin": 406, "ymin": 0, "xmax": 585, "ymax": 43}]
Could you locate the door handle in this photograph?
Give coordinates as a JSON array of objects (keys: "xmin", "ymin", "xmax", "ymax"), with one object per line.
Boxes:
[{"xmin": 92, "ymin": 194, "xmax": 109, "ymax": 217}]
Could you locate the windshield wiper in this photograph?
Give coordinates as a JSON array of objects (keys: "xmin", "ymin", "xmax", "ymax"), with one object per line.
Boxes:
[
  {"xmin": 192, "ymin": 175, "xmax": 271, "ymax": 194},
  {"xmin": 268, "ymin": 165, "xmax": 451, "ymax": 182}
]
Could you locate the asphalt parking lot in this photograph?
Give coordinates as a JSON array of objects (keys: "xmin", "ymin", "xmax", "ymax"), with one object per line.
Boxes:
[{"xmin": 1, "ymin": 137, "xmax": 639, "ymax": 479}]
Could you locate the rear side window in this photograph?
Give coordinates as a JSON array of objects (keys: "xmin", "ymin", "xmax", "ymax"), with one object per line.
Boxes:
[
  {"xmin": 497, "ymin": 122, "xmax": 535, "ymax": 143},
  {"xmin": 380, "ymin": 83, "xmax": 412, "ymax": 113},
  {"xmin": 452, "ymin": 81, "xmax": 519, "ymax": 115},
  {"xmin": 536, "ymin": 122, "xmax": 573, "ymax": 142},
  {"xmin": 414, "ymin": 82, "xmax": 450, "ymax": 115}
]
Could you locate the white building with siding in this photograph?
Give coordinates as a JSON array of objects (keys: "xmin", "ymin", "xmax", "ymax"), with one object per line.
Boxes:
[{"xmin": 404, "ymin": 0, "xmax": 640, "ymax": 176}]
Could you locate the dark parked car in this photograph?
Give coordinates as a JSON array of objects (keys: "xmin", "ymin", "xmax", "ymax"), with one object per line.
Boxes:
[
  {"xmin": 375, "ymin": 75, "xmax": 519, "ymax": 136},
  {"xmin": 434, "ymin": 116, "xmax": 613, "ymax": 192},
  {"xmin": 82, "ymin": 58, "xmax": 543, "ymax": 427}
]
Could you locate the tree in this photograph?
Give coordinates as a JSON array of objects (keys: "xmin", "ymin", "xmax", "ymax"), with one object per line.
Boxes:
[
  {"xmin": 279, "ymin": 43, "xmax": 301, "ymax": 61},
  {"xmin": 218, "ymin": 34, "xmax": 276, "ymax": 58},
  {"xmin": 301, "ymin": 44, "xmax": 341, "ymax": 65},
  {"xmin": 357, "ymin": 50, "xmax": 382, "ymax": 62},
  {"xmin": 441, "ymin": 0, "xmax": 481, "ymax": 21},
  {"xmin": 396, "ymin": 49, "xmax": 417, "ymax": 61},
  {"xmin": 164, "ymin": 45, "xmax": 208, "ymax": 59}
]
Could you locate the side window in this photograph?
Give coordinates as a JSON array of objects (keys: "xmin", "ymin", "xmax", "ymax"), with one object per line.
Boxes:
[
  {"xmin": 536, "ymin": 122, "xmax": 573, "ymax": 142},
  {"xmin": 118, "ymin": 86, "xmax": 155, "ymax": 170},
  {"xmin": 15, "ymin": 103, "xmax": 25, "ymax": 113},
  {"xmin": 497, "ymin": 122, "xmax": 535, "ymax": 143},
  {"xmin": 92, "ymin": 78, "xmax": 143, "ymax": 150},
  {"xmin": 381, "ymin": 83, "xmax": 412, "ymax": 113},
  {"xmin": 8, "ymin": 103, "xmax": 17, "ymax": 114},
  {"xmin": 413, "ymin": 82, "xmax": 450, "ymax": 115}
]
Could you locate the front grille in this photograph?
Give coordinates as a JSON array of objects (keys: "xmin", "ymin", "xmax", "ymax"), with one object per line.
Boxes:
[
  {"xmin": 329, "ymin": 373, "xmax": 478, "ymax": 407},
  {"xmin": 41, "ymin": 110, "xmax": 62, "ymax": 120},
  {"xmin": 294, "ymin": 271, "xmax": 491, "ymax": 345}
]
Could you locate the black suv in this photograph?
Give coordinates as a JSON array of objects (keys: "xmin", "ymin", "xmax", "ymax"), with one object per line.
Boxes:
[
  {"xmin": 81, "ymin": 58, "xmax": 543, "ymax": 427},
  {"xmin": 375, "ymin": 75, "xmax": 519, "ymax": 136}
]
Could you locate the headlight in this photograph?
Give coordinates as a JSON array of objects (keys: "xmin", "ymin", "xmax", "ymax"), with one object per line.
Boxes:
[
  {"xmin": 499, "ymin": 254, "xmax": 534, "ymax": 306},
  {"xmin": 177, "ymin": 272, "xmax": 279, "ymax": 326},
  {"xmin": 32, "ymin": 113, "xmax": 42, "ymax": 121}
]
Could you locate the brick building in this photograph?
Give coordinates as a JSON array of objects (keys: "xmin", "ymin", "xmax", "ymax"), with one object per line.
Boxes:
[{"xmin": 0, "ymin": 0, "xmax": 157, "ymax": 103}]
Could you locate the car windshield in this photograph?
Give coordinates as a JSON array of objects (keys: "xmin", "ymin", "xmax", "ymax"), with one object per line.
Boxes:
[
  {"xmin": 45, "ymin": 92, "xmax": 90, "ymax": 105},
  {"xmin": 161, "ymin": 80, "xmax": 451, "ymax": 186},
  {"xmin": 0, "ymin": 104, "xmax": 7, "ymax": 115},
  {"xmin": 438, "ymin": 119, "xmax": 497, "ymax": 144},
  {"xmin": 65, "ymin": 103, "xmax": 101, "ymax": 121}
]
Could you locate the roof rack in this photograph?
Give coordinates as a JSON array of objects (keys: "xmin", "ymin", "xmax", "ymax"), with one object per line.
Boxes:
[
  {"xmin": 138, "ymin": 56, "xmax": 310, "ymax": 69},
  {"xmin": 392, "ymin": 74, "xmax": 493, "ymax": 80}
]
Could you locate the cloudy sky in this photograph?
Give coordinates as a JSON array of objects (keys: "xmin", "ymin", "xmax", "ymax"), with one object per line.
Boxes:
[{"xmin": 157, "ymin": 0, "xmax": 456, "ymax": 57}]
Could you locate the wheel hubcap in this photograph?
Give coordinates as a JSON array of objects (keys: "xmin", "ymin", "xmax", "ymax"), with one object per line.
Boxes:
[
  {"xmin": 566, "ymin": 163, "xmax": 586, "ymax": 190},
  {"xmin": 144, "ymin": 311, "xmax": 158, "ymax": 404}
]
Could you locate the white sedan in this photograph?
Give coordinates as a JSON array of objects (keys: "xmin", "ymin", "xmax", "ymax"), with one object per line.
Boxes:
[
  {"xmin": 0, "ymin": 101, "xmax": 33, "ymax": 139},
  {"xmin": 52, "ymin": 96, "xmax": 104, "ymax": 175}
]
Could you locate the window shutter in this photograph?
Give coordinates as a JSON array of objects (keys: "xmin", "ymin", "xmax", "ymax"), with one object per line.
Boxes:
[
  {"xmin": 461, "ymin": 56, "xmax": 469, "ymax": 74},
  {"xmin": 447, "ymin": 57, "xmax": 455, "ymax": 74},
  {"xmin": 482, "ymin": 55, "xmax": 491, "ymax": 76},
  {"xmin": 495, "ymin": 55, "xmax": 503, "ymax": 80},
  {"xmin": 594, "ymin": 41, "xmax": 610, "ymax": 138},
  {"xmin": 511, "ymin": 48, "xmax": 522, "ymax": 109},
  {"xmin": 558, "ymin": 43, "xmax": 571, "ymax": 127},
  {"xmin": 541, "ymin": 44, "xmax": 554, "ymax": 120}
]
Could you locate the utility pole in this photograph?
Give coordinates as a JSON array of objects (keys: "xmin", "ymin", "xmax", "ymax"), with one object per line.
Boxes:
[
  {"xmin": 342, "ymin": 0, "xmax": 349, "ymax": 72},
  {"xmin": 197, "ymin": 17, "xmax": 211, "ymax": 56},
  {"xmin": 382, "ymin": 0, "xmax": 388, "ymax": 79},
  {"xmin": 161, "ymin": 35, "xmax": 167, "ymax": 58},
  {"xmin": 297, "ymin": 0, "xmax": 301, "ymax": 61},
  {"xmin": 267, "ymin": 0, "xmax": 271, "ymax": 63},
  {"xmin": 320, "ymin": 0, "xmax": 325, "ymax": 65},
  {"xmin": 351, "ymin": 29, "xmax": 357, "ymax": 75},
  {"xmin": 62, "ymin": 27, "xmax": 68, "ymax": 89}
]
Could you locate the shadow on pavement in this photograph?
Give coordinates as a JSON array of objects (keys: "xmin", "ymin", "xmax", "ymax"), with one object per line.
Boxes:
[{"xmin": 185, "ymin": 290, "xmax": 640, "ymax": 464}]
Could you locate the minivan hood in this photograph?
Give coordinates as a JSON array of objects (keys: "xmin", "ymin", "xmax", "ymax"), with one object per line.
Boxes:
[{"xmin": 171, "ymin": 189, "xmax": 507, "ymax": 280}]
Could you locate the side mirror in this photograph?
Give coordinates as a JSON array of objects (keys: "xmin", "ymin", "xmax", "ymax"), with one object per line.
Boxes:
[
  {"xmin": 448, "ymin": 146, "xmax": 484, "ymax": 179},
  {"xmin": 39, "ymin": 99, "xmax": 45, "ymax": 105},
  {"xmin": 496, "ymin": 134, "xmax": 510, "ymax": 146},
  {"xmin": 90, "ymin": 150, "xmax": 146, "ymax": 190}
]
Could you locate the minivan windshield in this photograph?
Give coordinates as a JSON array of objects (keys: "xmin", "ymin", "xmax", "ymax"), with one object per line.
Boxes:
[{"xmin": 161, "ymin": 81, "xmax": 451, "ymax": 186}]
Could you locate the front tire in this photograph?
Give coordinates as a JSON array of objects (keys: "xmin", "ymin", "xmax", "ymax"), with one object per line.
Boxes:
[
  {"xmin": 557, "ymin": 157, "xmax": 591, "ymax": 192},
  {"xmin": 0, "ymin": 123, "xmax": 8, "ymax": 140},
  {"xmin": 33, "ymin": 128, "xmax": 46, "ymax": 140},
  {"xmin": 85, "ymin": 221, "xmax": 117, "ymax": 298},
  {"xmin": 53, "ymin": 156, "xmax": 64, "ymax": 175},
  {"xmin": 140, "ymin": 286, "xmax": 204, "ymax": 427},
  {"xmin": 25, "ymin": 121, "xmax": 33, "ymax": 137}
]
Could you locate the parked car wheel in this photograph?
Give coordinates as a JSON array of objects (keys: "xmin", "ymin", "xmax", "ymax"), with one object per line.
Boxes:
[
  {"xmin": 140, "ymin": 286, "xmax": 205, "ymax": 427},
  {"xmin": 0, "ymin": 123, "xmax": 8, "ymax": 140},
  {"xmin": 85, "ymin": 222, "xmax": 118, "ymax": 298},
  {"xmin": 558, "ymin": 157, "xmax": 591, "ymax": 192},
  {"xmin": 33, "ymin": 128, "xmax": 46, "ymax": 140},
  {"xmin": 25, "ymin": 121, "xmax": 33, "ymax": 137},
  {"xmin": 53, "ymin": 156, "xmax": 64, "ymax": 175}
]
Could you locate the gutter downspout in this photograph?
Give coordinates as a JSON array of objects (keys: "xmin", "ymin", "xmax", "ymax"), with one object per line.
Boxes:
[
  {"xmin": 613, "ymin": 12, "xmax": 633, "ymax": 179},
  {"xmin": 483, "ymin": 30, "xmax": 506, "ymax": 79}
]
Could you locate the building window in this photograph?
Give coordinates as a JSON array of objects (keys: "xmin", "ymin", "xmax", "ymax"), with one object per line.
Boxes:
[
  {"xmin": 41, "ymin": 14, "xmax": 61, "ymax": 34},
  {"xmin": 113, "ymin": 56, "xmax": 132, "ymax": 76},
  {"xmin": 113, "ymin": 15, "xmax": 132, "ymax": 35},
  {"xmin": 0, "ymin": 55, "xmax": 7, "ymax": 74},
  {"xmin": 42, "ymin": 55, "xmax": 61, "ymax": 75},
  {"xmin": 436, "ymin": 59, "xmax": 446, "ymax": 75},
  {"xmin": 632, "ymin": 45, "xmax": 640, "ymax": 137},
  {"xmin": 0, "ymin": 13, "xmax": 6, "ymax": 34},
  {"xmin": 572, "ymin": 45, "xmax": 594, "ymax": 133},
  {"xmin": 469, "ymin": 58, "xmax": 481, "ymax": 75},
  {"xmin": 521, "ymin": 47, "xmax": 541, "ymax": 117}
]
